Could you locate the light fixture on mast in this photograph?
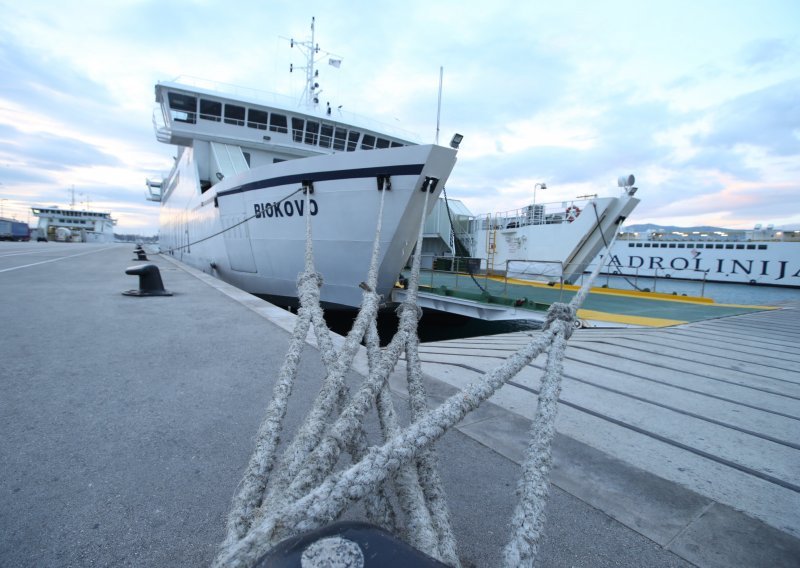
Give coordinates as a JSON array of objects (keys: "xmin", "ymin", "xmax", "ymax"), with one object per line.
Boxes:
[{"xmin": 534, "ymin": 182, "xmax": 547, "ymax": 206}]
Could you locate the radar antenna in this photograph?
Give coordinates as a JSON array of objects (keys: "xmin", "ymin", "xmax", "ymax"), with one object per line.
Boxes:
[{"xmin": 288, "ymin": 17, "xmax": 343, "ymax": 109}]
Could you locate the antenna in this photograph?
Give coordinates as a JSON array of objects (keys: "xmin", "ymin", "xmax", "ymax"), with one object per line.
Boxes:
[
  {"xmin": 288, "ymin": 17, "xmax": 342, "ymax": 109},
  {"xmin": 435, "ymin": 66, "xmax": 443, "ymax": 144}
]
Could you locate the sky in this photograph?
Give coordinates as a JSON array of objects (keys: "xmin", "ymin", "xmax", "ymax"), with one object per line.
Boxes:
[{"xmin": 0, "ymin": 0, "xmax": 798, "ymax": 235}]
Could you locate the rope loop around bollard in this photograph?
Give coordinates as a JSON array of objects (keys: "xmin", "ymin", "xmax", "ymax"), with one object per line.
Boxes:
[{"xmin": 542, "ymin": 302, "xmax": 577, "ymax": 339}]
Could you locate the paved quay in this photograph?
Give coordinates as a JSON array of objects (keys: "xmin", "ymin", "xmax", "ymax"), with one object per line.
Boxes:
[
  {"xmin": 0, "ymin": 241, "xmax": 795, "ymax": 567},
  {"xmin": 414, "ymin": 302, "xmax": 800, "ymax": 568}
]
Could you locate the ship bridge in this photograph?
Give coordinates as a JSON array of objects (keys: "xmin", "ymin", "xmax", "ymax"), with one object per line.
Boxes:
[{"xmin": 153, "ymin": 80, "xmax": 417, "ymax": 157}]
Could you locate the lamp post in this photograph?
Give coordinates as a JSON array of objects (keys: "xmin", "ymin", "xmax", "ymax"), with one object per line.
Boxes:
[{"xmin": 533, "ymin": 182, "xmax": 546, "ymax": 206}]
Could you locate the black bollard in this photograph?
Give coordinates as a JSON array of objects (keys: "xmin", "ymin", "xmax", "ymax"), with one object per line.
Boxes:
[
  {"xmin": 133, "ymin": 249, "xmax": 149, "ymax": 261},
  {"xmin": 254, "ymin": 521, "xmax": 448, "ymax": 568},
  {"xmin": 122, "ymin": 264, "xmax": 173, "ymax": 296}
]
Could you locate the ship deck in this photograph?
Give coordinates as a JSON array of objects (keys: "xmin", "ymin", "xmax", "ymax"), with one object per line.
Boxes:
[{"xmin": 396, "ymin": 269, "xmax": 774, "ymax": 327}]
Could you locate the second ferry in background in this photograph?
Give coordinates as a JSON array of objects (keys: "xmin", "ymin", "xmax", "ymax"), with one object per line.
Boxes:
[{"xmin": 596, "ymin": 224, "xmax": 800, "ymax": 288}]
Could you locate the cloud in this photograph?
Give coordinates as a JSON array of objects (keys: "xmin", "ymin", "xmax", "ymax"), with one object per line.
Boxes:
[
  {"xmin": 0, "ymin": 123, "xmax": 121, "ymax": 172},
  {"xmin": 739, "ymin": 38, "xmax": 794, "ymax": 70},
  {"xmin": 695, "ymin": 78, "xmax": 800, "ymax": 156},
  {"xmin": 0, "ymin": 39, "xmax": 116, "ymax": 121}
]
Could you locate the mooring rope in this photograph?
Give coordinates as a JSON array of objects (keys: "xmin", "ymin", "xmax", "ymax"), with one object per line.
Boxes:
[{"xmin": 213, "ymin": 178, "xmax": 618, "ymax": 568}]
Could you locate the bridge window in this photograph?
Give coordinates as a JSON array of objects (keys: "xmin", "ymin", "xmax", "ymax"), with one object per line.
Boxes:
[
  {"xmin": 391, "ymin": 141, "xmax": 403, "ymax": 147},
  {"xmin": 347, "ymin": 131, "xmax": 360, "ymax": 151},
  {"xmin": 333, "ymin": 128, "xmax": 347, "ymax": 151},
  {"xmin": 715, "ymin": 244, "xmax": 723, "ymax": 249},
  {"xmin": 757, "ymin": 245, "xmax": 767, "ymax": 250},
  {"xmin": 725, "ymin": 244, "xmax": 734, "ymax": 249},
  {"xmin": 224, "ymin": 104, "xmax": 245, "ymax": 126},
  {"xmin": 269, "ymin": 114, "xmax": 288, "ymax": 133},
  {"xmin": 319, "ymin": 124, "xmax": 333, "ymax": 148},
  {"xmin": 376, "ymin": 138, "xmax": 390, "ymax": 149},
  {"xmin": 200, "ymin": 99, "xmax": 222, "ymax": 122},
  {"xmin": 746, "ymin": 244, "xmax": 756, "ymax": 250},
  {"xmin": 304, "ymin": 121, "xmax": 320, "ymax": 145},
  {"xmin": 735, "ymin": 244, "xmax": 744, "ymax": 249},
  {"xmin": 361, "ymin": 134, "xmax": 376, "ymax": 150},
  {"xmin": 168, "ymin": 93, "xmax": 197, "ymax": 123},
  {"xmin": 247, "ymin": 109, "xmax": 268, "ymax": 130},
  {"xmin": 292, "ymin": 118, "xmax": 304, "ymax": 142}
]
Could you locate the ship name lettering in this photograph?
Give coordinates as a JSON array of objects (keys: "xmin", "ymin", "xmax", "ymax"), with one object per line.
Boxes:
[
  {"xmin": 253, "ymin": 199, "xmax": 318, "ymax": 220},
  {"xmin": 618, "ymin": 253, "xmax": 798, "ymax": 283},
  {"xmin": 670, "ymin": 257, "xmax": 689, "ymax": 270},
  {"xmin": 730, "ymin": 259, "xmax": 753, "ymax": 275},
  {"xmin": 627, "ymin": 255, "xmax": 644, "ymax": 269}
]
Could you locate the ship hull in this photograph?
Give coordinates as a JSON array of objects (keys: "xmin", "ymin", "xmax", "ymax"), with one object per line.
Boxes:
[
  {"xmin": 597, "ymin": 241, "xmax": 800, "ymax": 287},
  {"xmin": 159, "ymin": 144, "xmax": 457, "ymax": 308}
]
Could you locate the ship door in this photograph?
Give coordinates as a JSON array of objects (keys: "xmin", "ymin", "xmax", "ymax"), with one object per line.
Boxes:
[
  {"xmin": 221, "ymin": 214, "xmax": 258, "ymax": 273},
  {"xmin": 220, "ymin": 194, "xmax": 258, "ymax": 273}
]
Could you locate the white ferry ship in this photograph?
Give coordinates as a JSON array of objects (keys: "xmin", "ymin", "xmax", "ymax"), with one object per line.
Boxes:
[
  {"xmin": 146, "ymin": 20, "xmax": 458, "ymax": 309},
  {"xmin": 597, "ymin": 224, "xmax": 800, "ymax": 287},
  {"xmin": 31, "ymin": 206, "xmax": 116, "ymax": 243}
]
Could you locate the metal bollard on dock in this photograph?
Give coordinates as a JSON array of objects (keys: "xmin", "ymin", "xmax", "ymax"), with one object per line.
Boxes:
[{"xmin": 122, "ymin": 264, "xmax": 173, "ymax": 296}]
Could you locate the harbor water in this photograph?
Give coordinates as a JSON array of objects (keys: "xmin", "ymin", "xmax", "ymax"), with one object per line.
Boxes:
[{"xmin": 324, "ymin": 308, "xmax": 541, "ymax": 346}]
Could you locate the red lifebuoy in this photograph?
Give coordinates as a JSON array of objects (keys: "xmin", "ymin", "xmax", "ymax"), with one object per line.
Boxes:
[{"xmin": 566, "ymin": 205, "xmax": 581, "ymax": 222}]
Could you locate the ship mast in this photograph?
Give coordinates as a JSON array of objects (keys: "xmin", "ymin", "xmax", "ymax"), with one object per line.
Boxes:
[{"xmin": 289, "ymin": 17, "xmax": 341, "ymax": 110}]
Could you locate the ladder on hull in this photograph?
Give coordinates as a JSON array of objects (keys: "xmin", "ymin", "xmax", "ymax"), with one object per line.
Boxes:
[{"xmin": 486, "ymin": 214, "xmax": 498, "ymax": 274}]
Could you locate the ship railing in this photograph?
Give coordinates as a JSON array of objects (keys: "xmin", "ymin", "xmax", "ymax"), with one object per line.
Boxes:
[
  {"xmin": 473, "ymin": 198, "xmax": 590, "ymax": 231},
  {"xmin": 411, "ymin": 255, "xmax": 569, "ymax": 306},
  {"xmin": 573, "ymin": 263, "xmax": 712, "ymax": 298},
  {"xmin": 410, "ymin": 253, "xmax": 717, "ymax": 310}
]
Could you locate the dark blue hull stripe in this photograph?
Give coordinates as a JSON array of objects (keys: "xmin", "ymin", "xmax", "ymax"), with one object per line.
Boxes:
[{"xmin": 217, "ymin": 163, "xmax": 426, "ymax": 198}]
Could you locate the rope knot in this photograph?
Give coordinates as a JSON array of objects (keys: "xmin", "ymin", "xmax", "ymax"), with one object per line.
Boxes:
[
  {"xmin": 543, "ymin": 302, "xmax": 576, "ymax": 339},
  {"xmin": 297, "ymin": 271, "xmax": 324, "ymax": 290},
  {"xmin": 396, "ymin": 300, "xmax": 423, "ymax": 321}
]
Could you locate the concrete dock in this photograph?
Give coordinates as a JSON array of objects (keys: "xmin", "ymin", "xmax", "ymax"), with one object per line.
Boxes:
[
  {"xmin": 1, "ymin": 242, "xmax": 798, "ymax": 567},
  {"xmin": 413, "ymin": 303, "xmax": 800, "ymax": 567}
]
